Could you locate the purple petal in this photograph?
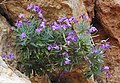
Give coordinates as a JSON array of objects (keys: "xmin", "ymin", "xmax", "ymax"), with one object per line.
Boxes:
[
  {"xmin": 18, "ymin": 13, "xmax": 25, "ymax": 18},
  {"xmin": 105, "ymin": 42, "xmax": 110, "ymax": 49},
  {"xmin": 35, "ymin": 28, "xmax": 42, "ymax": 33},
  {"xmin": 65, "ymin": 58, "xmax": 71, "ymax": 64},
  {"xmin": 26, "ymin": 20, "xmax": 31, "ymax": 25},
  {"xmin": 103, "ymin": 66, "xmax": 109, "ymax": 70},
  {"xmin": 47, "ymin": 45, "xmax": 53, "ymax": 50},
  {"xmin": 91, "ymin": 49, "xmax": 98, "ymax": 53},
  {"xmin": 15, "ymin": 20, "xmax": 22, "ymax": 27},
  {"xmin": 1, "ymin": 55, "xmax": 5, "ymax": 58},
  {"xmin": 20, "ymin": 32, "xmax": 26, "ymax": 39},
  {"xmin": 27, "ymin": 4, "xmax": 33, "ymax": 10},
  {"xmin": 106, "ymin": 73, "xmax": 110, "ymax": 77},
  {"xmin": 89, "ymin": 27, "xmax": 98, "ymax": 33},
  {"xmin": 10, "ymin": 27, "xmax": 14, "ymax": 31},
  {"xmin": 40, "ymin": 21, "xmax": 46, "ymax": 28},
  {"xmin": 62, "ymin": 52, "xmax": 68, "ymax": 57},
  {"xmin": 54, "ymin": 45, "xmax": 59, "ymax": 50},
  {"xmin": 68, "ymin": 31, "xmax": 75, "ymax": 35}
]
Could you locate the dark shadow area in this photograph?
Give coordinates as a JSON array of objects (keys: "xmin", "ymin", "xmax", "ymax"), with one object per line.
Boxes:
[{"xmin": 0, "ymin": 5, "xmax": 14, "ymax": 26}]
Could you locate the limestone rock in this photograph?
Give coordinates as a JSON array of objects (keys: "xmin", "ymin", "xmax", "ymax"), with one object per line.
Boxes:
[
  {"xmin": 0, "ymin": 56, "xmax": 31, "ymax": 83},
  {"xmin": 96, "ymin": 0, "xmax": 120, "ymax": 44}
]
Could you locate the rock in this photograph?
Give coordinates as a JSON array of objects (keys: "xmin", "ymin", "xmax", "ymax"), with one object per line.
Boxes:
[
  {"xmin": 0, "ymin": 14, "xmax": 31, "ymax": 83},
  {"xmin": 30, "ymin": 75, "xmax": 51, "ymax": 83},
  {"xmin": 83, "ymin": 0, "xmax": 95, "ymax": 19},
  {"xmin": 0, "ymin": 14, "xmax": 17, "ymax": 67},
  {"xmin": 0, "ymin": 0, "xmax": 89, "ymax": 22},
  {"xmin": 60, "ymin": 71, "xmax": 97, "ymax": 83},
  {"xmin": 0, "ymin": 56, "xmax": 31, "ymax": 83},
  {"xmin": 96, "ymin": 0, "xmax": 120, "ymax": 44}
]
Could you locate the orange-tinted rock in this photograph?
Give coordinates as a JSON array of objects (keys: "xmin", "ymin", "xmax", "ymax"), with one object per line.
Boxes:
[
  {"xmin": 96, "ymin": 0, "xmax": 120, "ymax": 44},
  {"xmin": 83, "ymin": 0, "xmax": 95, "ymax": 19},
  {"xmin": 60, "ymin": 71, "xmax": 96, "ymax": 83},
  {"xmin": 0, "ymin": 0, "xmax": 88, "ymax": 23}
]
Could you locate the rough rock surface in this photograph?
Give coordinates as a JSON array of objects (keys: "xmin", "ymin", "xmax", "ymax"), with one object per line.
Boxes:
[
  {"xmin": 0, "ymin": 56, "xmax": 31, "ymax": 83},
  {"xmin": 0, "ymin": 13, "xmax": 16, "ymax": 67},
  {"xmin": 96, "ymin": 0, "xmax": 120, "ymax": 44},
  {"xmin": 0, "ymin": 14, "xmax": 31, "ymax": 83},
  {"xmin": 83, "ymin": 0, "xmax": 95, "ymax": 19},
  {"xmin": 60, "ymin": 71, "xmax": 96, "ymax": 83},
  {"xmin": 0, "ymin": 0, "xmax": 89, "ymax": 23}
]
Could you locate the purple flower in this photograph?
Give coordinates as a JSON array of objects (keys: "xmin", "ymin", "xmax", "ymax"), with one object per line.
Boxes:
[
  {"xmin": 57, "ymin": 17, "xmax": 67, "ymax": 22},
  {"xmin": 91, "ymin": 49, "xmax": 98, "ymax": 53},
  {"xmin": 20, "ymin": 32, "xmax": 26, "ymax": 39},
  {"xmin": 72, "ymin": 35, "xmax": 78, "ymax": 42},
  {"xmin": 15, "ymin": 20, "xmax": 22, "ymax": 27},
  {"xmin": 73, "ymin": 19, "xmax": 78, "ymax": 23},
  {"xmin": 38, "ymin": 12, "xmax": 43, "ymax": 18},
  {"xmin": 1, "ymin": 55, "xmax": 5, "ymax": 58},
  {"xmin": 27, "ymin": 4, "xmax": 33, "ymax": 10},
  {"xmin": 7, "ymin": 53, "xmax": 14, "ymax": 59},
  {"xmin": 99, "ymin": 43, "xmax": 110, "ymax": 50},
  {"xmin": 89, "ymin": 27, "xmax": 98, "ymax": 33},
  {"xmin": 65, "ymin": 58, "xmax": 71, "ymax": 64},
  {"xmin": 66, "ymin": 35, "xmax": 78, "ymax": 42},
  {"xmin": 101, "ymin": 40, "xmax": 106, "ymax": 43},
  {"xmin": 10, "ymin": 27, "xmax": 14, "ymax": 31},
  {"xmin": 47, "ymin": 45, "xmax": 53, "ymax": 50},
  {"xmin": 18, "ymin": 13, "xmax": 25, "ymax": 18},
  {"xmin": 62, "ymin": 52, "xmax": 68, "ymax": 57},
  {"xmin": 89, "ymin": 61, "xmax": 92, "ymax": 65},
  {"xmin": 26, "ymin": 20, "xmax": 31, "ymax": 25},
  {"xmin": 66, "ymin": 35, "xmax": 73, "ymax": 41},
  {"xmin": 83, "ymin": 15, "xmax": 91, "ymax": 21},
  {"xmin": 69, "ymin": 16, "xmax": 74, "ymax": 22},
  {"xmin": 105, "ymin": 42, "xmax": 110, "ymax": 49},
  {"xmin": 69, "ymin": 16, "xmax": 78, "ymax": 23},
  {"xmin": 106, "ymin": 73, "xmax": 110, "ymax": 77},
  {"xmin": 7, "ymin": 55, "xmax": 11, "ymax": 59},
  {"xmin": 64, "ymin": 19, "xmax": 71, "ymax": 27},
  {"xmin": 51, "ymin": 22, "xmax": 62, "ymax": 30},
  {"xmin": 61, "ymin": 24, "xmax": 68, "ymax": 29},
  {"xmin": 33, "ymin": 4, "xmax": 39, "ymax": 12},
  {"xmin": 99, "ymin": 44, "xmax": 105, "ymax": 49},
  {"xmin": 103, "ymin": 66, "xmax": 109, "ymax": 70},
  {"xmin": 40, "ymin": 21, "xmax": 46, "ymax": 28},
  {"xmin": 35, "ymin": 28, "xmax": 42, "ymax": 33},
  {"xmin": 51, "ymin": 25, "xmax": 58, "ymax": 30},
  {"xmin": 9, "ymin": 53, "xmax": 14, "ymax": 59},
  {"xmin": 68, "ymin": 31, "xmax": 75, "ymax": 35},
  {"xmin": 54, "ymin": 45, "xmax": 59, "ymax": 50}
]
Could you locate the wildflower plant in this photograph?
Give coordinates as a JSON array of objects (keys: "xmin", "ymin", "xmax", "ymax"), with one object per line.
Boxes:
[{"xmin": 14, "ymin": 4, "xmax": 110, "ymax": 80}]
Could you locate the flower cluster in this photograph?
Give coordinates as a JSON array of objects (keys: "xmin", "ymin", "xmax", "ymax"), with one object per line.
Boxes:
[
  {"xmin": 14, "ymin": 4, "xmax": 110, "ymax": 80},
  {"xmin": 1, "ymin": 53, "xmax": 14, "ymax": 59},
  {"xmin": 50, "ymin": 16, "xmax": 78, "ymax": 31}
]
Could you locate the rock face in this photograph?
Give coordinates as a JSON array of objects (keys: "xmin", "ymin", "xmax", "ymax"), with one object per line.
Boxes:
[
  {"xmin": 83, "ymin": 0, "xmax": 95, "ymax": 19},
  {"xmin": 96, "ymin": 0, "xmax": 120, "ymax": 44},
  {"xmin": 60, "ymin": 71, "xmax": 96, "ymax": 83},
  {"xmin": 0, "ymin": 14, "xmax": 31, "ymax": 83},
  {"xmin": 0, "ymin": 0, "xmax": 89, "ymax": 23},
  {"xmin": 0, "ymin": 56, "xmax": 31, "ymax": 83}
]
